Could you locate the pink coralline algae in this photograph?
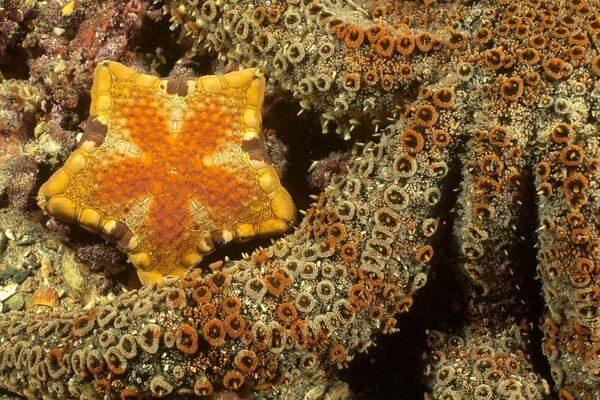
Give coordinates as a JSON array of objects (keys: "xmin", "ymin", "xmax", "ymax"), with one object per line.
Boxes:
[{"xmin": 0, "ymin": 0, "xmax": 599, "ymax": 399}]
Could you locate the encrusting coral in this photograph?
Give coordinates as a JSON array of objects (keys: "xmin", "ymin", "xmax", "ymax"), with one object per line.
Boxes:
[
  {"xmin": 0, "ymin": 0, "xmax": 598, "ymax": 399},
  {"xmin": 37, "ymin": 61, "xmax": 296, "ymax": 284}
]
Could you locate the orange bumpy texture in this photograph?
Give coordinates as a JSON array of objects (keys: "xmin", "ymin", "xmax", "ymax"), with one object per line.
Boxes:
[{"xmin": 37, "ymin": 61, "xmax": 296, "ymax": 283}]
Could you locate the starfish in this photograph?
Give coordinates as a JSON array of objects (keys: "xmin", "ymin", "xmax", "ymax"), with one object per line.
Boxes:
[{"xmin": 36, "ymin": 61, "xmax": 296, "ymax": 284}]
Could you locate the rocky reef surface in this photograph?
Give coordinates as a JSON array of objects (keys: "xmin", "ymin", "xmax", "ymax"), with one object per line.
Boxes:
[{"xmin": 0, "ymin": 0, "xmax": 599, "ymax": 399}]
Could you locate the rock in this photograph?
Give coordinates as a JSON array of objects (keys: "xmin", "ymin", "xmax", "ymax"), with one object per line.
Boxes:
[
  {"xmin": 5, "ymin": 293, "xmax": 24, "ymax": 311},
  {"xmin": 0, "ymin": 267, "xmax": 17, "ymax": 281},
  {"xmin": 12, "ymin": 268, "xmax": 31, "ymax": 284},
  {"xmin": 0, "ymin": 283, "xmax": 17, "ymax": 301},
  {"xmin": 32, "ymin": 287, "xmax": 60, "ymax": 308}
]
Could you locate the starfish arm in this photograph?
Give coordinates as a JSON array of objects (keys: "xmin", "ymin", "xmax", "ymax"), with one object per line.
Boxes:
[
  {"xmin": 0, "ymin": 99, "xmax": 451, "ymax": 398},
  {"xmin": 535, "ymin": 107, "xmax": 600, "ymax": 397}
]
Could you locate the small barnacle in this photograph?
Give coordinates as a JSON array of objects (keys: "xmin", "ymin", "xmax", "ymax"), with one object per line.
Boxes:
[
  {"xmin": 137, "ymin": 324, "xmax": 161, "ymax": 354},
  {"xmin": 424, "ymin": 187, "xmax": 442, "ymax": 205},
  {"xmin": 349, "ymin": 283, "xmax": 372, "ymax": 308},
  {"xmin": 436, "ymin": 365, "xmax": 455, "ymax": 385},
  {"xmin": 296, "ymin": 78, "xmax": 313, "ymax": 96},
  {"xmin": 318, "ymin": 42, "xmax": 335, "ymax": 59},
  {"xmin": 518, "ymin": 47, "xmax": 540, "ymax": 64},
  {"xmin": 341, "ymin": 73, "xmax": 361, "ymax": 92},
  {"xmin": 550, "ymin": 123, "xmax": 574, "ymax": 143},
  {"xmin": 366, "ymin": 24, "xmax": 385, "ymax": 43},
  {"xmin": 375, "ymin": 35, "xmax": 395, "ymax": 56},
  {"xmin": 286, "ymin": 42, "xmax": 305, "ymax": 64},
  {"xmin": 277, "ymin": 302, "xmax": 298, "ymax": 324},
  {"xmin": 375, "ymin": 208, "xmax": 400, "ymax": 231},
  {"xmin": 466, "ymin": 223, "xmax": 488, "ymax": 242},
  {"xmin": 295, "ymin": 292, "xmax": 316, "ymax": 313},
  {"xmin": 235, "ymin": 349, "xmax": 258, "ymax": 373},
  {"xmin": 333, "ymin": 299, "xmax": 354, "ymax": 324},
  {"xmin": 393, "ymin": 154, "xmax": 418, "ymax": 178},
  {"xmin": 70, "ymin": 350, "xmax": 86, "ymax": 377},
  {"xmin": 234, "ymin": 19, "xmax": 251, "ymax": 40},
  {"xmin": 244, "ymin": 277, "xmax": 267, "ymax": 301},
  {"xmin": 340, "ymin": 242, "xmax": 359, "ymax": 263},
  {"xmin": 415, "ymin": 32, "xmax": 433, "ymax": 51},
  {"xmin": 222, "ymin": 313, "xmax": 244, "ymax": 338},
  {"xmin": 475, "ymin": 177, "xmax": 501, "ymax": 197},
  {"xmin": 132, "ymin": 298, "xmax": 154, "ymax": 317},
  {"xmin": 94, "ymin": 379, "xmax": 110, "ymax": 393},
  {"xmin": 414, "ymin": 104, "xmax": 438, "ymax": 127},
  {"xmin": 27, "ymin": 346, "xmax": 43, "ymax": 373},
  {"xmin": 99, "ymin": 330, "xmax": 116, "ymax": 348},
  {"xmin": 316, "ymin": 280, "xmax": 336, "ymax": 301},
  {"xmin": 429, "ymin": 161, "xmax": 449, "ymax": 178},
  {"xmin": 327, "ymin": 222, "xmax": 347, "ymax": 244},
  {"xmin": 416, "ymin": 245, "xmax": 434, "ymax": 263},
  {"xmin": 344, "ymin": 25, "xmax": 365, "ymax": 48},
  {"xmin": 72, "ymin": 313, "xmax": 95, "ymax": 337},
  {"xmin": 46, "ymin": 348, "xmax": 66, "ymax": 379},
  {"xmin": 194, "ymin": 379, "xmax": 213, "ymax": 396},
  {"xmin": 222, "ymin": 296, "xmax": 241, "ymax": 314},
  {"xmin": 328, "ymin": 343, "xmax": 347, "ymax": 363},
  {"xmin": 97, "ymin": 305, "xmax": 117, "ymax": 327},
  {"xmin": 544, "ymin": 57, "xmax": 567, "ymax": 79},
  {"xmin": 566, "ymin": 212, "xmax": 585, "ymax": 227},
  {"xmin": 570, "ymin": 227, "xmax": 590, "ymax": 244},
  {"xmin": 554, "ymin": 97, "xmax": 571, "ymax": 114},
  {"xmin": 480, "ymin": 154, "xmax": 504, "ymax": 176},
  {"xmin": 488, "ymin": 126, "xmax": 511, "ymax": 147},
  {"xmin": 191, "ymin": 285, "xmax": 212, "ymax": 304},
  {"xmin": 396, "ymin": 34, "xmax": 416, "ymax": 55},
  {"xmin": 500, "ymin": 76, "xmax": 524, "ymax": 100},
  {"xmin": 363, "ymin": 69, "xmax": 379, "ymax": 86},
  {"xmin": 165, "ymin": 287, "xmax": 186, "ymax": 308},
  {"xmin": 475, "ymin": 27, "xmax": 492, "ymax": 44},
  {"xmin": 200, "ymin": 1, "xmax": 218, "ymax": 21},
  {"xmin": 203, "ymin": 319, "xmax": 226, "ymax": 346},
  {"xmin": 300, "ymin": 261, "xmax": 318, "ymax": 280},
  {"xmin": 383, "ymin": 185, "xmax": 409, "ymax": 210},
  {"xmin": 400, "ymin": 129, "xmax": 425, "ymax": 153},
  {"xmin": 560, "ymin": 145, "xmax": 584, "ymax": 166},
  {"xmin": 448, "ymin": 30, "xmax": 467, "ymax": 48},
  {"xmin": 105, "ymin": 347, "xmax": 127, "ymax": 374},
  {"xmin": 433, "ymin": 87, "xmax": 456, "ymax": 108},
  {"xmin": 175, "ymin": 323, "xmax": 198, "ymax": 354},
  {"xmin": 208, "ymin": 271, "xmax": 230, "ymax": 292},
  {"xmin": 252, "ymin": 6, "xmax": 266, "ymax": 24},
  {"xmin": 256, "ymin": 31, "xmax": 275, "ymax": 53},
  {"xmin": 485, "ymin": 48, "xmax": 505, "ymax": 69},
  {"xmin": 284, "ymin": 11, "xmax": 301, "ymax": 28},
  {"xmin": 118, "ymin": 334, "xmax": 138, "ymax": 359},
  {"xmin": 398, "ymin": 64, "xmax": 414, "ymax": 80},
  {"xmin": 380, "ymin": 74, "xmax": 395, "ymax": 91},
  {"xmin": 272, "ymin": 53, "xmax": 288, "ymax": 73},
  {"xmin": 463, "ymin": 241, "xmax": 484, "ymax": 259},
  {"xmin": 86, "ymin": 349, "xmax": 104, "ymax": 374},
  {"xmin": 422, "ymin": 218, "xmax": 439, "ymax": 237},
  {"xmin": 569, "ymin": 45, "xmax": 587, "ymax": 60},
  {"xmin": 150, "ymin": 376, "xmax": 173, "ymax": 397}
]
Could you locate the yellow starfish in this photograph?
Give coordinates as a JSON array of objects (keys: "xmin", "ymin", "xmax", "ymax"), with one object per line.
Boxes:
[{"xmin": 37, "ymin": 61, "xmax": 296, "ymax": 284}]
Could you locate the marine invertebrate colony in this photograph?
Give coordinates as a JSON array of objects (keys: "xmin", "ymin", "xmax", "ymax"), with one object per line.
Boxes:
[
  {"xmin": 0, "ymin": 0, "xmax": 599, "ymax": 399},
  {"xmin": 37, "ymin": 61, "xmax": 296, "ymax": 284}
]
